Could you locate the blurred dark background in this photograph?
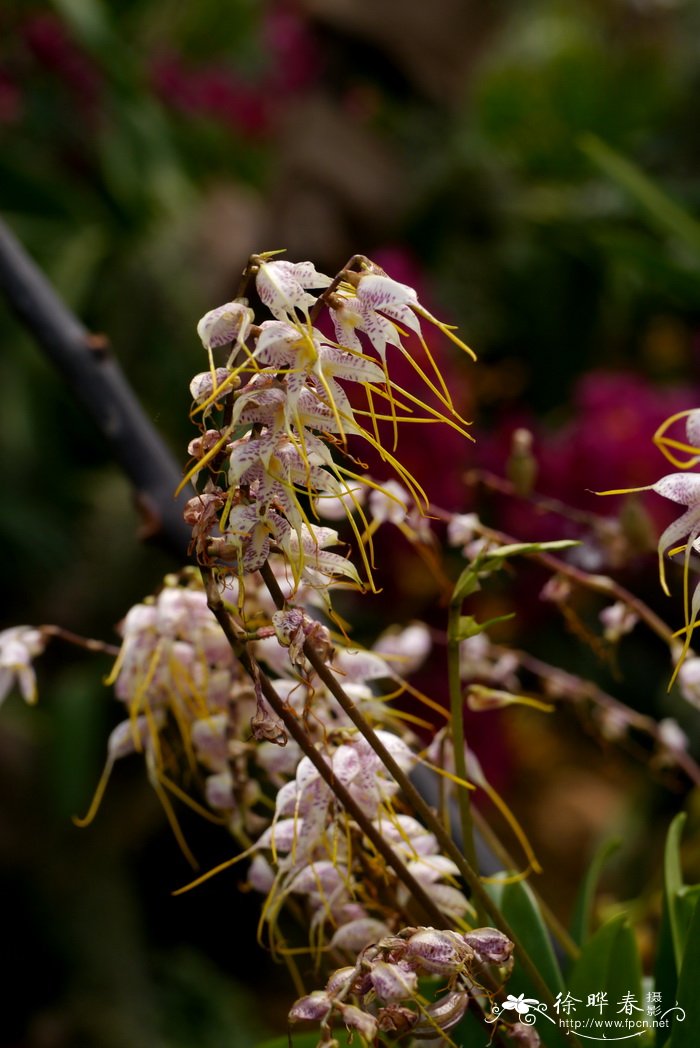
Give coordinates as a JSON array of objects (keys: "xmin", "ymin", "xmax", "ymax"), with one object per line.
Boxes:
[{"xmin": 3, "ymin": 1, "xmax": 700, "ymax": 1044}]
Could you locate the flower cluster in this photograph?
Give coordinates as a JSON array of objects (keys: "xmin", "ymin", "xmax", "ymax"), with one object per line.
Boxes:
[
  {"xmin": 288, "ymin": 924, "xmax": 513, "ymax": 1045},
  {"xmin": 78, "ymin": 566, "xmax": 439, "ymax": 856},
  {"xmin": 183, "ymin": 253, "xmax": 473, "ymax": 600},
  {"xmin": 248, "ymin": 729, "xmax": 472, "ymax": 954}
]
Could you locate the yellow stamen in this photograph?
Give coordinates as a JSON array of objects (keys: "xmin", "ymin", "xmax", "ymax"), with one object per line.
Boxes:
[
  {"xmin": 478, "ymin": 774, "xmax": 542, "ymax": 875},
  {"xmin": 417, "ymin": 327, "xmax": 455, "ymax": 412},
  {"xmin": 415, "ymin": 756, "xmax": 476, "ymax": 792}
]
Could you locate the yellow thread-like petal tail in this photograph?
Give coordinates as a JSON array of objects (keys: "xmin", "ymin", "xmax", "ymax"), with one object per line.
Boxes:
[
  {"xmin": 175, "ymin": 428, "xmax": 233, "ymax": 497},
  {"xmin": 73, "ymin": 758, "xmax": 115, "ymax": 828},
  {"xmin": 172, "ymin": 847, "xmax": 255, "ymax": 895}
]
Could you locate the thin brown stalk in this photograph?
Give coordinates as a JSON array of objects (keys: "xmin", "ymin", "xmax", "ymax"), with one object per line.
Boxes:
[{"xmin": 203, "ymin": 567, "xmax": 447, "ymax": 929}]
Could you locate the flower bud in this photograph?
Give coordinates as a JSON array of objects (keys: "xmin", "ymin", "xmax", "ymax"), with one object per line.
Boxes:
[
  {"xmin": 369, "ymin": 960, "xmax": 418, "ymax": 1003},
  {"xmin": 197, "ymin": 302, "xmax": 253, "ymax": 351},
  {"xmin": 337, "ymin": 1003, "xmax": 377, "ymax": 1041},
  {"xmin": 187, "ymin": 429, "xmax": 226, "ymax": 460},
  {"xmin": 463, "ymin": 927, "xmax": 514, "ymax": 965},
  {"xmin": 507, "ymin": 428, "xmax": 537, "ymax": 496},
  {"xmin": 405, "ymin": 928, "xmax": 469, "ymax": 974},
  {"xmin": 204, "ymin": 771, "xmax": 235, "ymax": 811},
  {"xmin": 325, "ymin": 967, "xmax": 356, "ymax": 997},
  {"xmin": 376, "ymin": 1004, "xmax": 418, "ymax": 1036},
  {"xmin": 288, "ymin": 991, "xmax": 332, "ymax": 1023},
  {"xmin": 330, "ymin": 918, "xmax": 390, "ymax": 954},
  {"xmin": 510, "ymin": 1022, "xmax": 542, "ymax": 1048},
  {"xmin": 189, "ymin": 368, "xmax": 236, "ymax": 403},
  {"xmin": 447, "ymin": 513, "xmax": 480, "ymax": 548},
  {"xmin": 412, "ymin": 990, "xmax": 469, "ymax": 1036}
]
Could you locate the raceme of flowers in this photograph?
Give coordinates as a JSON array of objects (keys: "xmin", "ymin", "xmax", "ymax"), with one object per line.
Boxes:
[
  {"xmin": 288, "ymin": 924, "xmax": 514, "ymax": 1045},
  {"xmin": 183, "ymin": 253, "xmax": 474, "ymax": 599}
]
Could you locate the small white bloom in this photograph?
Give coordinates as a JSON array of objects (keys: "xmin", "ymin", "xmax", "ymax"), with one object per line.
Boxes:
[
  {"xmin": 256, "ymin": 259, "xmax": 332, "ymax": 320},
  {"xmin": 196, "ymin": 301, "xmax": 254, "ymax": 351},
  {"xmin": 373, "ymin": 622, "xmax": 432, "ymax": 675},
  {"xmin": 678, "ymin": 656, "xmax": 700, "ymax": 708},
  {"xmin": 0, "ymin": 626, "xmax": 45, "ymax": 706},
  {"xmin": 657, "ymin": 718, "xmax": 688, "ymax": 754},
  {"xmin": 447, "ymin": 513, "xmax": 480, "ymax": 548},
  {"xmin": 368, "ymin": 480, "xmax": 408, "ymax": 525},
  {"xmin": 599, "ymin": 601, "xmax": 638, "ymax": 642}
]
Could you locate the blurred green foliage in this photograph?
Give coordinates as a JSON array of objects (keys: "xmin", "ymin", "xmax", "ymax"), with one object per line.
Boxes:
[{"xmin": 3, "ymin": 0, "xmax": 700, "ymax": 1043}]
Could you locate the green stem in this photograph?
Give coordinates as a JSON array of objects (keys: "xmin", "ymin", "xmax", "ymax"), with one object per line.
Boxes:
[{"xmin": 447, "ymin": 601, "xmax": 479, "ymax": 873}]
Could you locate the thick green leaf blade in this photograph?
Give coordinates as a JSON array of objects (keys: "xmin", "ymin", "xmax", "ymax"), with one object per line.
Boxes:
[
  {"xmin": 569, "ymin": 836, "xmax": 621, "ymax": 947},
  {"xmin": 668, "ymin": 896, "xmax": 700, "ymax": 1048},
  {"xmin": 567, "ymin": 914, "xmax": 643, "ymax": 1025},
  {"xmin": 489, "ymin": 878, "xmax": 565, "ymax": 995},
  {"xmin": 664, "ymin": 813, "xmax": 687, "ymax": 969}
]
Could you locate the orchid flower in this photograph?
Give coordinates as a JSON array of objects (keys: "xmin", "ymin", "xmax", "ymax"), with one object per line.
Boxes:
[
  {"xmin": 0, "ymin": 626, "xmax": 45, "ymax": 707},
  {"xmin": 254, "ymin": 258, "xmax": 332, "ymax": 320},
  {"xmin": 597, "ymin": 472, "xmax": 700, "ymax": 679}
]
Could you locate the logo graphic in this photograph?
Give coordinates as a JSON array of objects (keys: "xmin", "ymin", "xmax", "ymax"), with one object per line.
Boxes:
[{"xmin": 488, "ymin": 990, "xmax": 686, "ymax": 1042}]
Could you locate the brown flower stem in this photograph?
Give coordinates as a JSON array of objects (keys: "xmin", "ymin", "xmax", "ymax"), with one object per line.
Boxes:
[
  {"xmin": 466, "ymin": 468, "xmax": 607, "ymax": 529},
  {"xmin": 480, "ymin": 524, "xmax": 674, "ymax": 648},
  {"xmin": 308, "ymin": 254, "xmax": 368, "ymax": 325},
  {"xmin": 39, "ymin": 625, "xmax": 120, "ymax": 658},
  {"xmin": 502, "ymin": 646, "xmax": 700, "ymax": 787},
  {"xmin": 202, "ymin": 568, "xmax": 447, "ymax": 929}
]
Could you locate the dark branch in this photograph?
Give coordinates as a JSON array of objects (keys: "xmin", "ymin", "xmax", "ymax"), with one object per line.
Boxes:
[{"xmin": 0, "ymin": 216, "xmax": 191, "ymax": 559}]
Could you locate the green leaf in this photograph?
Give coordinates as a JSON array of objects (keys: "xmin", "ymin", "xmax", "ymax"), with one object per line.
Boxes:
[
  {"xmin": 488, "ymin": 878, "xmax": 565, "ymax": 994},
  {"xmin": 257, "ymin": 1037, "xmax": 315, "ymax": 1048},
  {"xmin": 487, "ymin": 879, "xmax": 569, "ymax": 1048},
  {"xmin": 668, "ymin": 896, "xmax": 700, "ymax": 1048},
  {"xmin": 569, "ymin": 836, "xmax": 621, "ymax": 947},
  {"xmin": 581, "ymin": 134, "xmax": 700, "ymax": 255},
  {"xmin": 479, "ymin": 539, "xmax": 580, "ymax": 562},
  {"xmin": 452, "ymin": 612, "xmax": 516, "ymax": 642},
  {"xmin": 257, "ymin": 1034, "xmax": 352, "ymax": 1048},
  {"xmin": 664, "ymin": 813, "xmax": 687, "ymax": 969},
  {"xmin": 452, "ymin": 539, "xmax": 578, "ymax": 604},
  {"xmin": 452, "ymin": 565, "xmax": 481, "ymax": 605},
  {"xmin": 567, "ymin": 914, "xmax": 643, "ymax": 1026}
]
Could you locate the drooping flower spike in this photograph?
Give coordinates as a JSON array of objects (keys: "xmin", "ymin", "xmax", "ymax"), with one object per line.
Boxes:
[{"xmin": 184, "ymin": 252, "xmax": 477, "ymax": 611}]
